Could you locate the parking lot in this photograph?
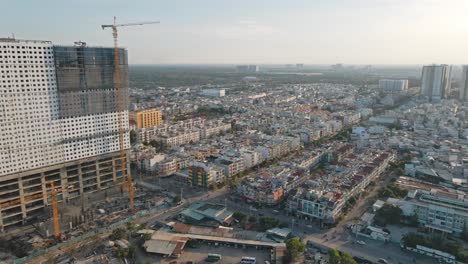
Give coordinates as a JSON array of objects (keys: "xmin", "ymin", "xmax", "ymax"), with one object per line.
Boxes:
[{"xmin": 170, "ymin": 244, "xmax": 271, "ymax": 264}]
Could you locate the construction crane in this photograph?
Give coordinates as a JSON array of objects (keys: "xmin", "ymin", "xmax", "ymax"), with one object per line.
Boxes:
[
  {"xmin": 0, "ymin": 182, "xmax": 61, "ymax": 238},
  {"xmin": 101, "ymin": 17, "xmax": 159, "ymax": 210},
  {"xmin": 49, "ymin": 181, "xmax": 60, "ymax": 239}
]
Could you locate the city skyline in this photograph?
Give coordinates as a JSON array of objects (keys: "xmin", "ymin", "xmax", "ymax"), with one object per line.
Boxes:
[{"xmin": 2, "ymin": 0, "xmax": 468, "ymax": 64}]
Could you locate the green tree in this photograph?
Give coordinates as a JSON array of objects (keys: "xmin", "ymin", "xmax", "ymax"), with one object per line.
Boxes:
[
  {"xmin": 375, "ymin": 204, "xmax": 402, "ymax": 225},
  {"xmin": 285, "ymin": 237, "xmax": 305, "ymax": 262},
  {"xmin": 248, "ymin": 216, "xmax": 257, "ymax": 223},
  {"xmin": 173, "ymin": 195, "xmax": 181, "ymax": 204},
  {"xmin": 259, "ymin": 217, "xmax": 279, "ymax": 231},
  {"xmin": 408, "ymin": 213, "xmax": 419, "ymax": 227},
  {"xmin": 233, "ymin": 212, "xmax": 247, "ymax": 224},
  {"xmin": 142, "ymin": 233, "xmax": 152, "ymax": 241},
  {"xmin": 341, "ymin": 252, "xmax": 357, "ymax": 264},
  {"xmin": 329, "ymin": 248, "xmax": 341, "ymax": 264},
  {"xmin": 110, "ymin": 228, "xmax": 127, "ymax": 240}
]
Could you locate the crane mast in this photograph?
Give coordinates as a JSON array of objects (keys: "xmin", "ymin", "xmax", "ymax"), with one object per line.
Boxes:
[{"xmin": 102, "ymin": 17, "xmax": 159, "ymax": 211}]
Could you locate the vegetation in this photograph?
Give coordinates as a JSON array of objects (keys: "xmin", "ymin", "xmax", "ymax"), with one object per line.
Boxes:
[
  {"xmin": 196, "ymin": 106, "xmax": 232, "ymax": 118},
  {"xmin": 329, "ymin": 248, "xmax": 341, "ymax": 264},
  {"xmin": 142, "ymin": 233, "xmax": 152, "ymax": 241},
  {"xmin": 378, "ymin": 183, "xmax": 408, "ymax": 199},
  {"xmin": 109, "ymin": 228, "xmax": 127, "ymax": 240},
  {"xmin": 402, "ymin": 233, "xmax": 468, "ymax": 262},
  {"xmin": 248, "ymin": 216, "xmax": 257, "ymax": 223},
  {"xmin": 114, "ymin": 246, "xmax": 135, "ymax": 260},
  {"xmin": 258, "ymin": 217, "xmax": 280, "ymax": 231},
  {"xmin": 285, "ymin": 237, "xmax": 305, "ymax": 262},
  {"xmin": 375, "ymin": 204, "xmax": 402, "ymax": 225},
  {"xmin": 233, "ymin": 212, "xmax": 247, "ymax": 224},
  {"xmin": 173, "ymin": 195, "xmax": 181, "ymax": 204},
  {"xmin": 329, "ymin": 248, "xmax": 357, "ymax": 264},
  {"xmin": 148, "ymin": 140, "xmax": 169, "ymax": 152}
]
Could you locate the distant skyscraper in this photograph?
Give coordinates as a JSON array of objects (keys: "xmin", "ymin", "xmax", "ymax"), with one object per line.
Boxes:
[
  {"xmin": 236, "ymin": 65, "xmax": 259, "ymax": 73},
  {"xmin": 420, "ymin": 64, "xmax": 452, "ymax": 101},
  {"xmin": 0, "ymin": 38, "xmax": 130, "ymax": 230},
  {"xmin": 459, "ymin": 65, "xmax": 468, "ymax": 102}
]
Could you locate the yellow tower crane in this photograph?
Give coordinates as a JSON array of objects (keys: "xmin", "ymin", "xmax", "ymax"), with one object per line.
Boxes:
[{"xmin": 101, "ymin": 17, "xmax": 159, "ymax": 210}]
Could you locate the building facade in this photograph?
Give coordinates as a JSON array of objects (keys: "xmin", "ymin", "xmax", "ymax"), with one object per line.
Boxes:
[
  {"xmin": 379, "ymin": 79, "xmax": 408, "ymax": 94},
  {"xmin": 420, "ymin": 65, "xmax": 452, "ymax": 101},
  {"xmin": 396, "ymin": 189, "xmax": 468, "ymax": 234},
  {"xmin": 0, "ymin": 39, "xmax": 130, "ymax": 230},
  {"xmin": 131, "ymin": 109, "xmax": 162, "ymax": 128},
  {"xmin": 460, "ymin": 65, "xmax": 468, "ymax": 102}
]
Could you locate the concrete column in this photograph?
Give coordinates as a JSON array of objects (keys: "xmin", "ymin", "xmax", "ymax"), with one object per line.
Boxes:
[
  {"xmin": 41, "ymin": 172, "xmax": 48, "ymax": 206},
  {"xmin": 95, "ymin": 160, "xmax": 101, "ymax": 190},
  {"xmin": 18, "ymin": 179, "xmax": 26, "ymax": 220},
  {"xmin": 78, "ymin": 163, "xmax": 84, "ymax": 195},
  {"xmin": 60, "ymin": 167, "xmax": 69, "ymax": 202}
]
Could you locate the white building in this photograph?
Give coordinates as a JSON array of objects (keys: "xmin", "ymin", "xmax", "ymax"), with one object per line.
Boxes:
[
  {"xmin": 460, "ymin": 65, "xmax": 468, "ymax": 102},
  {"xmin": 0, "ymin": 38, "xmax": 131, "ymax": 230},
  {"xmin": 379, "ymin": 79, "xmax": 408, "ymax": 94},
  {"xmin": 200, "ymin": 88, "xmax": 225, "ymax": 97},
  {"xmin": 420, "ymin": 65, "xmax": 452, "ymax": 101}
]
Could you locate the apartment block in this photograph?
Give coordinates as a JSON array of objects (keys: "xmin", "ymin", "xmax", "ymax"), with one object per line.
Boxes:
[
  {"xmin": 0, "ymin": 39, "xmax": 130, "ymax": 230},
  {"xmin": 420, "ymin": 64, "xmax": 452, "ymax": 101},
  {"xmin": 130, "ymin": 108, "xmax": 162, "ymax": 128},
  {"xmin": 379, "ymin": 79, "xmax": 408, "ymax": 94},
  {"xmin": 391, "ymin": 189, "xmax": 468, "ymax": 234}
]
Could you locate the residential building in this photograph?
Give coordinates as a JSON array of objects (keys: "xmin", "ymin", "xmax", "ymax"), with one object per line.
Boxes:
[
  {"xmin": 0, "ymin": 39, "xmax": 130, "ymax": 230},
  {"xmin": 420, "ymin": 64, "xmax": 452, "ymax": 101},
  {"xmin": 188, "ymin": 162, "xmax": 225, "ymax": 188},
  {"xmin": 215, "ymin": 157, "xmax": 245, "ymax": 178},
  {"xmin": 379, "ymin": 79, "xmax": 409, "ymax": 94},
  {"xmin": 390, "ymin": 189, "xmax": 468, "ymax": 234},
  {"xmin": 130, "ymin": 109, "xmax": 163, "ymax": 128},
  {"xmin": 200, "ymin": 88, "xmax": 225, "ymax": 97},
  {"xmin": 460, "ymin": 65, "xmax": 468, "ymax": 102}
]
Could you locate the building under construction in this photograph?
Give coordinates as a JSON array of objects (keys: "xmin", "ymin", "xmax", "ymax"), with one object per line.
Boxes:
[{"xmin": 0, "ymin": 38, "xmax": 131, "ymax": 230}]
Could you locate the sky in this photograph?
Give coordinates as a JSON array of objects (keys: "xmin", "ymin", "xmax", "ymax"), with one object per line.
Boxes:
[{"xmin": 2, "ymin": 0, "xmax": 468, "ymax": 65}]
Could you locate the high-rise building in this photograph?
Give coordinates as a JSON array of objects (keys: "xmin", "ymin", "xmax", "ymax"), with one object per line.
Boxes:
[
  {"xmin": 130, "ymin": 109, "xmax": 163, "ymax": 128},
  {"xmin": 420, "ymin": 64, "xmax": 452, "ymax": 101},
  {"xmin": 0, "ymin": 38, "xmax": 130, "ymax": 230},
  {"xmin": 379, "ymin": 79, "xmax": 408, "ymax": 94},
  {"xmin": 459, "ymin": 65, "xmax": 468, "ymax": 102}
]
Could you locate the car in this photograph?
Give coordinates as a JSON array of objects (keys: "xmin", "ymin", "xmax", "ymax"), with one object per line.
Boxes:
[
  {"xmin": 378, "ymin": 258, "xmax": 388, "ymax": 264},
  {"xmin": 356, "ymin": 240, "xmax": 366, "ymax": 245}
]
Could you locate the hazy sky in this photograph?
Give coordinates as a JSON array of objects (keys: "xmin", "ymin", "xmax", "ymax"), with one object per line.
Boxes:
[{"xmin": 2, "ymin": 0, "xmax": 468, "ymax": 64}]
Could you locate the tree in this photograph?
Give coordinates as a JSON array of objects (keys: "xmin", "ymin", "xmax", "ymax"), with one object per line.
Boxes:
[
  {"xmin": 408, "ymin": 213, "xmax": 419, "ymax": 227},
  {"xmin": 248, "ymin": 216, "xmax": 257, "ymax": 223},
  {"xmin": 110, "ymin": 228, "xmax": 127, "ymax": 240},
  {"xmin": 233, "ymin": 212, "xmax": 247, "ymax": 224},
  {"xmin": 259, "ymin": 217, "xmax": 279, "ymax": 231},
  {"xmin": 173, "ymin": 195, "xmax": 181, "ymax": 204},
  {"xmin": 285, "ymin": 237, "xmax": 305, "ymax": 262},
  {"xmin": 329, "ymin": 248, "xmax": 341, "ymax": 264},
  {"xmin": 375, "ymin": 204, "xmax": 402, "ymax": 225},
  {"xmin": 142, "ymin": 233, "xmax": 152, "ymax": 241},
  {"xmin": 341, "ymin": 252, "xmax": 357, "ymax": 264}
]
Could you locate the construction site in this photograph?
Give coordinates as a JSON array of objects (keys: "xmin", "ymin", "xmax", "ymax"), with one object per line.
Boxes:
[{"xmin": 0, "ymin": 18, "xmax": 166, "ymax": 263}]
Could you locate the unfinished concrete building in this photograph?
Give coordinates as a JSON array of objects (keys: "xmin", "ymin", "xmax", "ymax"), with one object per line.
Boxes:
[{"xmin": 0, "ymin": 38, "xmax": 130, "ymax": 230}]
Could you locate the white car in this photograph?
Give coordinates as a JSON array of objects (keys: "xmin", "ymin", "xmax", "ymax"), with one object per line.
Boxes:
[{"xmin": 356, "ymin": 240, "xmax": 366, "ymax": 245}]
